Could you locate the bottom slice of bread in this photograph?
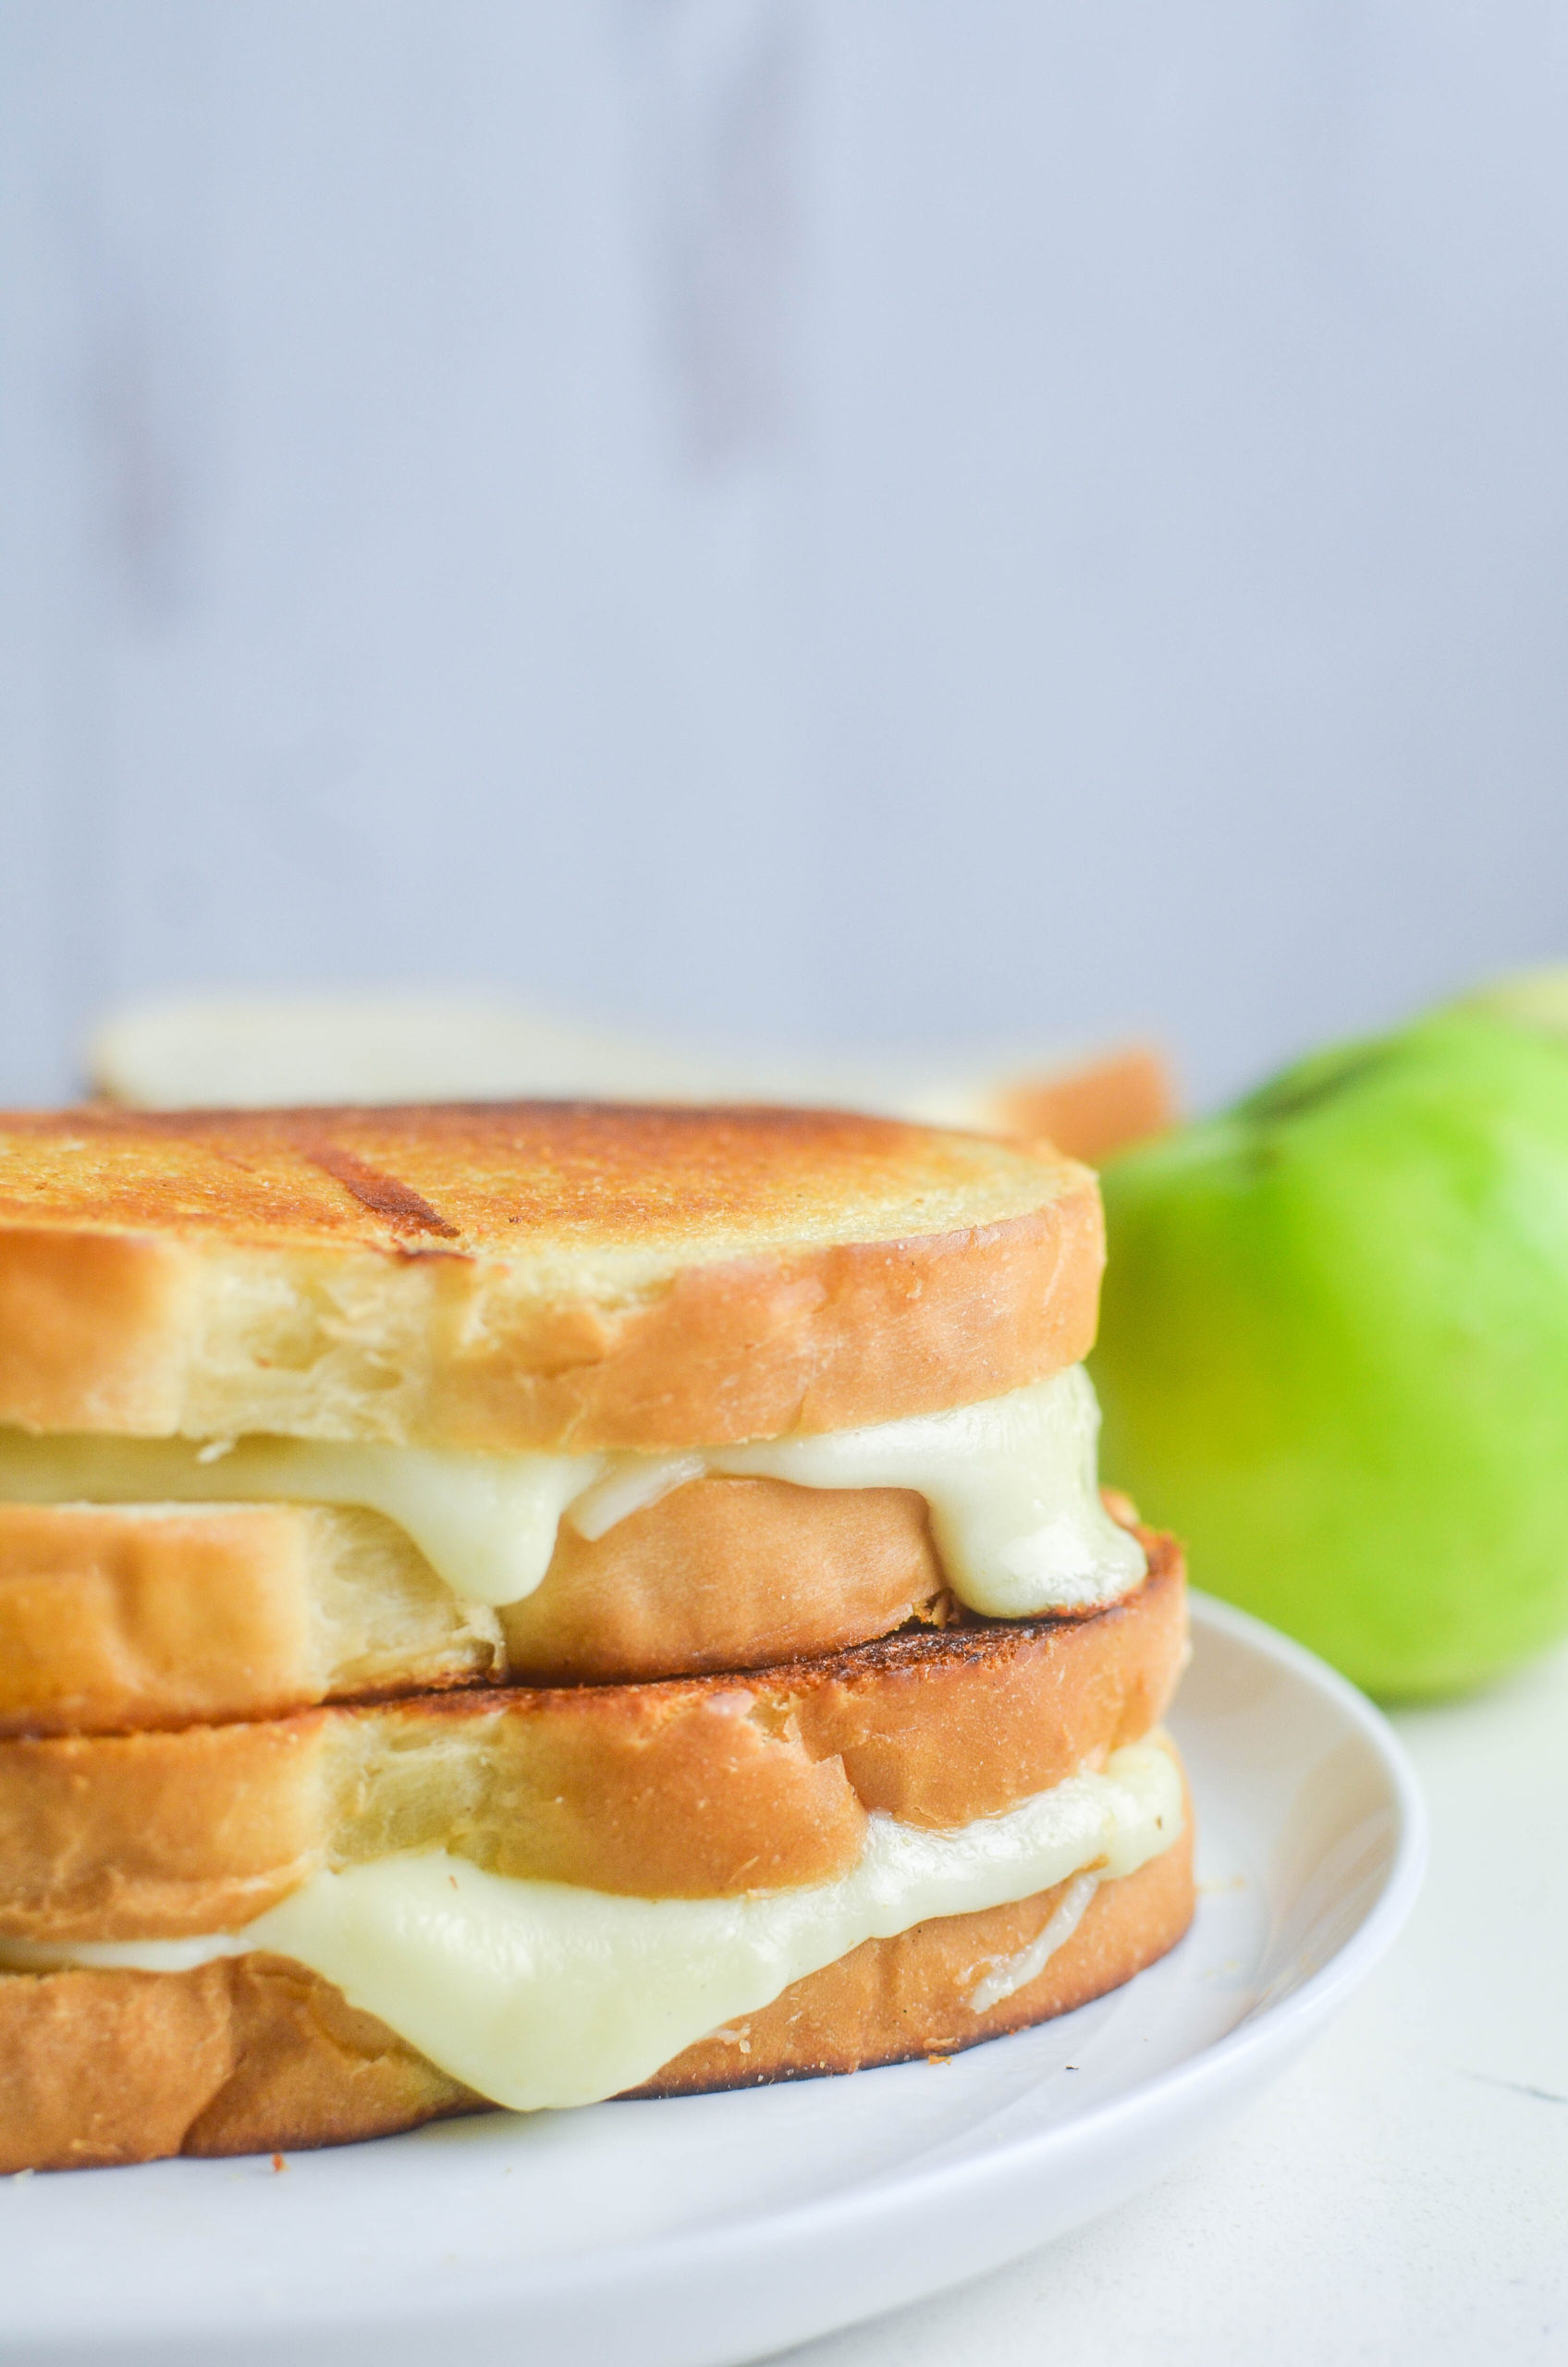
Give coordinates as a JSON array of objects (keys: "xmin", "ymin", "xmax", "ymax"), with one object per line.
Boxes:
[{"xmin": 0, "ymin": 1822, "xmax": 1193, "ymax": 2172}]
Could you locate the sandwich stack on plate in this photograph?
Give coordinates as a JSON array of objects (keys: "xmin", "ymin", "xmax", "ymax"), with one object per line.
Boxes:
[{"xmin": 0, "ymin": 1101, "xmax": 1194, "ymax": 2170}]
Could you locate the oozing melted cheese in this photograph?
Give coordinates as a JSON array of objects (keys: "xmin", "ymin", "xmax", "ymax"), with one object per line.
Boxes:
[
  {"xmin": 5, "ymin": 1738, "xmax": 1181, "ymax": 2110},
  {"xmin": 0, "ymin": 1367, "xmax": 1145, "ymax": 1617}
]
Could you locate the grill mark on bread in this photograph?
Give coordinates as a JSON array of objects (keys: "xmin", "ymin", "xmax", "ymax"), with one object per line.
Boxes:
[
  {"xmin": 294, "ymin": 1143, "xmax": 459, "ymax": 1240},
  {"xmin": 0, "ymin": 1102, "xmax": 1084, "ymax": 1245},
  {"xmin": 0, "ymin": 1102, "xmax": 1102, "ymax": 1450}
]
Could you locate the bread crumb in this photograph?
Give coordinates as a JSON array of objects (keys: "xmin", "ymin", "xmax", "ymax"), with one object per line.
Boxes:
[
  {"xmin": 926, "ymin": 2054, "xmax": 952, "ymax": 2069},
  {"xmin": 271, "ymin": 2154, "xmax": 287, "ymax": 2174}
]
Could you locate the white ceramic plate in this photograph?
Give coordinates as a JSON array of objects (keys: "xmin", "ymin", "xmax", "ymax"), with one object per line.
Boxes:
[{"xmin": 0, "ymin": 1595, "xmax": 1425, "ymax": 2367}]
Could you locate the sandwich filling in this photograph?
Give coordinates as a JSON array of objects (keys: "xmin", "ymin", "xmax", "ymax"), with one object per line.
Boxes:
[
  {"xmin": 1, "ymin": 1735, "xmax": 1182, "ymax": 2110},
  {"xmin": 0, "ymin": 1366, "xmax": 1145, "ymax": 1619}
]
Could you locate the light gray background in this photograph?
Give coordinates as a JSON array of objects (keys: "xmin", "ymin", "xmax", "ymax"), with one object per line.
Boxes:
[
  {"xmin": 4, "ymin": 0, "xmax": 1568, "ymax": 1106},
  {"xmin": 2, "ymin": 18, "xmax": 1566, "ymax": 2360}
]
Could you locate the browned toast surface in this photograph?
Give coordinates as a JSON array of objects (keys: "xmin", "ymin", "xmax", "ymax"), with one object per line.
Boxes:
[
  {"xmin": 0, "ymin": 1103, "xmax": 1102, "ymax": 1449},
  {"xmin": 0, "ymin": 1101, "xmax": 1084, "ymax": 1257}
]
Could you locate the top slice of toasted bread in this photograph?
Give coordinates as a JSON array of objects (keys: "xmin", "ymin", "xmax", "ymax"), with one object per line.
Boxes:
[
  {"xmin": 0, "ymin": 1103, "xmax": 1102, "ymax": 1452},
  {"xmin": 88, "ymin": 993, "xmax": 1175, "ymax": 1162}
]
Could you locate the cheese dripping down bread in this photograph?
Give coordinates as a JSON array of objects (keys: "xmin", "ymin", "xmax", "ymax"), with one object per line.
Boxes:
[
  {"xmin": 0, "ymin": 1546, "xmax": 1192, "ymax": 2156},
  {"xmin": 0, "ymin": 1101, "xmax": 1194, "ymax": 2165},
  {"xmin": 0, "ymin": 1103, "xmax": 1143, "ymax": 1712}
]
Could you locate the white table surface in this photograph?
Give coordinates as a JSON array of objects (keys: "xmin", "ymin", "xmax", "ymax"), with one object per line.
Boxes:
[{"xmin": 775, "ymin": 1637, "xmax": 1568, "ymax": 2367}]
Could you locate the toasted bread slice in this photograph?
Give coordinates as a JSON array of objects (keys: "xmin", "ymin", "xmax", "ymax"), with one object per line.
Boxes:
[
  {"xmin": 0, "ymin": 1820, "xmax": 1194, "ymax": 2171},
  {"xmin": 0, "ymin": 1542, "xmax": 1183, "ymax": 1941},
  {"xmin": 0, "ymin": 1103, "xmax": 1100, "ymax": 1451},
  {"xmin": 0, "ymin": 1479, "xmax": 966, "ymax": 1735}
]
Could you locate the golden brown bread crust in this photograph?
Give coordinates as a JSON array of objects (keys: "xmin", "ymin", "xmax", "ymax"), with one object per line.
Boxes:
[
  {"xmin": 0, "ymin": 1103, "xmax": 1101, "ymax": 1449},
  {"xmin": 0, "ymin": 1823, "xmax": 1194, "ymax": 2171},
  {"xmin": 0, "ymin": 1503, "xmax": 327, "ymax": 1737},
  {"xmin": 0, "ymin": 1502, "xmax": 504, "ymax": 1735},
  {"xmin": 501, "ymin": 1478, "xmax": 949, "ymax": 1683},
  {"xmin": 0, "ymin": 1100, "xmax": 1090, "ymax": 1250},
  {"xmin": 0, "ymin": 1541, "xmax": 1185, "ymax": 1939},
  {"xmin": 0, "ymin": 1481, "xmax": 957, "ymax": 1735},
  {"xmin": 0, "ymin": 1953, "xmax": 473, "ymax": 2170}
]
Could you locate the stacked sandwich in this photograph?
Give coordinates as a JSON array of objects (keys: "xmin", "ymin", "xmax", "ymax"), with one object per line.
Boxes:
[{"xmin": 0, "ymin": 1102, "xmax": 1193, "ymax": 2170}]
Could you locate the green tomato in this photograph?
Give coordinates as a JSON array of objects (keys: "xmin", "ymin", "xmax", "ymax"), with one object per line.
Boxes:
[{"xmin": 1090, "ymin": 1008, "xmax": 1568, "ymax": 1698}]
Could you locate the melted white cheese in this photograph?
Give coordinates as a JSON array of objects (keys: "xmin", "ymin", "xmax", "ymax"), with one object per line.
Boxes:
[
  {"xmin": 0, "ymin": 1428, "xmax": 594, "ymax": 1609},
  {"xmin": 1, "ymin": 1738, "xmax": 1182, "ymax": 2110},
  {"xmin": 0, "ymin": 1367, "xmax": 1143, "ymax": 1617},
  {"xmin": 704, "ymin": 1367, "xmax": 1141, "ymax": 1615},
  {"xmin": 966, "ymin": 1868, "xmax": 1101, "ymax": 2011}
]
